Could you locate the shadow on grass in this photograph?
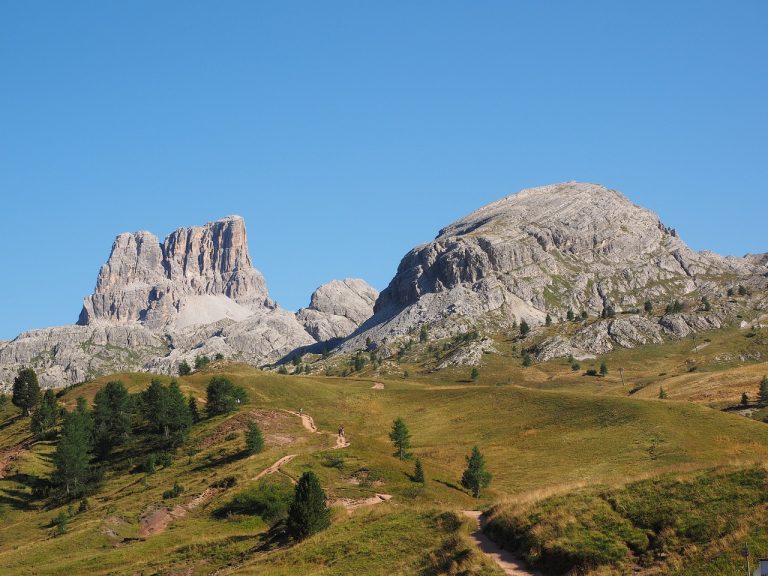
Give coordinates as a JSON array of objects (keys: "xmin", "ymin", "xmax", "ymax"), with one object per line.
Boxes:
[
  {"xmin": 434, "ymin": 478, "xmax": 466, "ymax": 494},
  {"xmin": 0, "ymin": 415, "xmax": 23, "ymax": 431},
  {"xmin": 191, "ymin": 449, "xmax": 248, "ymax": 473}
]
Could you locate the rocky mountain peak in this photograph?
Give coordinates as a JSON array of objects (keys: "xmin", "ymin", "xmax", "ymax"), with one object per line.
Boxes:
[
  {"xmin": 436, "ymin": 182, "xmax": 676, "ymax": 260},
  {"xmin": 296, "ymin": 279, "xmax": 379, "ymax": 342},
  {"xmin": 78, "ymin": 215, "xmax": 271, "ymax": 327},
  {"xmin": 349, "ymin": 182, "xmax": 765, "ymax": 355}
]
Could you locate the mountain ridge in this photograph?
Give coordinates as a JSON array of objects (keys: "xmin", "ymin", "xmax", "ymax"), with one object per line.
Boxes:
[{"xmin": 1, "ymin": 181, "xmax": 765, "ymax": 389}]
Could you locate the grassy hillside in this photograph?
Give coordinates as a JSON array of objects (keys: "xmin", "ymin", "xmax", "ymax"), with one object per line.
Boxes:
[
  {"xmin": 485, "ymin": 466, "xmax": 768, "ymax": 575},
  {"xmin": 2, "ymin": 356, "xmax": 768, "ymax": 574}
]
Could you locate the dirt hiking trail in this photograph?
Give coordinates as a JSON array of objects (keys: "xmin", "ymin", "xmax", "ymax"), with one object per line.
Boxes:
[
  {"xmin": 284, "ymin": 409, "xmax": 350, "ymax": 449},
  {"xmin": 462, "ymin": 511, "xmax": 542, "ymax": 576},
  {"xmin": 252, "ymin": 454, "xmax": 297, "ymax": 482}
]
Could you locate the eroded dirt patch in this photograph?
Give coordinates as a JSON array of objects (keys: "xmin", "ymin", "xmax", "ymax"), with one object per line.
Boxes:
[
  {"xmin": 139, "ymin": 505, "xmax": 187, "ymax": 537},
  {"xmin": 198, "ymin": 409, "xmax": 296, "ymax": 450},
  {"xmin": 333, "ymin": 493, "xmax": 392, "ymax": 511},
  {"xmin": 0, "ymin": 438, "xmax": 32, "ymax": 479}
]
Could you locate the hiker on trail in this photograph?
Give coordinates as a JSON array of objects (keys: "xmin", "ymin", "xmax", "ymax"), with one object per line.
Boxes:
[
  {"xmin": 299, "ymin": 408, "xmax": 303, "ymax": 416},
  {"xmin": 338, "ymin": 425, "xmax": 345, "ymax": 438}
]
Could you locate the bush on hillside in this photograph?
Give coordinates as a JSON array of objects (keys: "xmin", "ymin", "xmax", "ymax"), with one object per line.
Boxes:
[{"xmin": 214, "ymin": 478, "xmax": 293, "ymax": 524}]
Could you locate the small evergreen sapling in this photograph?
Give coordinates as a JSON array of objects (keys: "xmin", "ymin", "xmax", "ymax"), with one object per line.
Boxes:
[
  {"xmin": 760, "ymin": 376, "xmax": 768, "ymax": 404},
  {"xmin": 389, "ymin": 417, "xmax": 411, "ymax": 459},
  {"xmin": 413, "ymin": 458, "xmax": 425, "ymax": 483},
  {"xmin": 287, "ymin": 471, "xmax": 331, "ymax": 540},
  {"xmin": 461, "ymin": 446, "xmax": 492, "ymax": 498},
  {"xmin": 245, "ymin": 420, "xmax": 265, "ymax": 455}
]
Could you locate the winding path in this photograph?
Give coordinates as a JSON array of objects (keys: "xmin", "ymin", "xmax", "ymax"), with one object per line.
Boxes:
[
  {"xmin": 462, "ymin": 511, "xmax": 541, "ymax": 576},
  {"xmin": 252, "ymin": 454, "xmax": 297, "ymax": 482},
  {"xmin": 284, "ymin": 410, "xmax": 350, "ymax": 449}
]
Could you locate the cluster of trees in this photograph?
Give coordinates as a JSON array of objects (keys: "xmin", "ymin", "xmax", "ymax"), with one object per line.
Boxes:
[
  {"xmin": 388, "ymin": 416, "xmax": 491, "ymax": 497},
  {"xmin": 665, "ymin": 300, "xmax": 685, "ymax": 315},
  {"xmin": 8, "ymin": 367, "xmax": 248, "ymax": 501},
  {"xmin": 728, "ymin": 285, "xmax": 751, "ymax": 297},
  {"xmin": 178, "ymin": 353, "xmax": 225, "ymax": 376}
]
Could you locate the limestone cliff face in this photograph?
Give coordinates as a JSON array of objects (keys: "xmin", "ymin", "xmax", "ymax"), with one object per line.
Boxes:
[
  {"xmin": 1, "ymin": 216, "xmax": 316, "ymax": 389},
  {"xmin": 296, "ymin": 279, "xmax": 379, "ymax": 341},
  {"xmin": 346, "ymin": 182, "xmax": 766, "ymax": 353},
  {"xmin": 78, "ymin": 216, "xmax": 271, "ymax": 327}
]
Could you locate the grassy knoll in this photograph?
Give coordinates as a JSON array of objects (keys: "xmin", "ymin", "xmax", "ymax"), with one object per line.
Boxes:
[{"xmin": 485, "ymin": 466, "xmax": 768, "ymax": 575}]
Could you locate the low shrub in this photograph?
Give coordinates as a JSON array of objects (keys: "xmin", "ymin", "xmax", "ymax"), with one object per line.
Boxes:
[{"xmin": 214, "ymin": 478, "xmax": 293, "ymax": 524}]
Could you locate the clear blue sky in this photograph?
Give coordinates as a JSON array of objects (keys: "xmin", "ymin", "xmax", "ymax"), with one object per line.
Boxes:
[{"xmin": 1, "ymin": 1, "xmax": 766, "ymax": 339}]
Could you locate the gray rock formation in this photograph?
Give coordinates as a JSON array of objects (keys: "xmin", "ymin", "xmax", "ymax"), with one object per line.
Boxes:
[
  {"xmin": 78, "ymin": 216, "xmax": 271, "ymax": 328},
  {"xmin": 343, "ymin": 182, "xmax": 767, "ymax": 357},
  {"xmin": 0, "ymin": 324, "xmax": 166, "ymax": 389},
  {"xmin": 0, "ymin": 216, "xmax": 324, "ymax": 390},
  {"xmin": 296, "ymin": 279, "xmax": 378, "ymax": 341}
]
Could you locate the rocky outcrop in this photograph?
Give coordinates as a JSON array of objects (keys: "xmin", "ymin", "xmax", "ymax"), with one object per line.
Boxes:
[
  {"xmin": 296, "ymin": 279, "xmax": 378, "ymax": 341},
  {"xmin": 0, "ymin": 324, "xmax": 166, "ymax": 388},
  {"xmin": 0, "ymin": 216, "xmax": 323, "ymax": 389},
  {"xmin": 343, "ymin": 182, "xmax": 767, "ymax": 357},
  {"xmin": 79, "ymin": 216, "xmax": 271, "ymax": 328}
]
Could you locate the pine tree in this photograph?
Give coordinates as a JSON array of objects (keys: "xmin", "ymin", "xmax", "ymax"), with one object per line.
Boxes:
[
  {"xmin": 659, "ymin": 387, "xmax": 668, "ymax": 399},
  {"xmin": 522, "ymin": 353, "xmax": 533, "ymax": 367},
  {"xmin": 566, "ymin": 309, "xmax": 575, "ymax": 321},
  {"xmin": 759, "ymin": 376, "xmax": 768, "ymax": 404},
  {"xmin": 389, "ymin": 417, "xmax": 411, "ymax": 459},
  {"xmin": 188, "ymin": 394, "xmax": 200, "ymax": 423},
  {"xmin": 470, "ymin": 367, "xmax": 480, "ymax": 381},
  {"xmin": 142, "ymin": 379, "xmax": 169, "ymax": 434},
  {"xmin": 644, "ymin": 300, "xmax": 653, "ymax": 313},
  {"xmin": 93, "ymin": 381, "xmax": 132, "ymax": 459},
  {"xmin": 245, "ymin": 420, "xmax": 264, "ymax": 454},
  {"xmin": 741, "ymin": 392, "xmax": 749, "ymax": 406},
  {"xmin": 420, "ymin": 324, "xmax": 429, "ymax": 343},
  {"xmin": 206, "ymin": 377, "xmax": 247, "ymax": 416},
  {"xmin": 461, "ymin": 446, "xmax": 492, "ymax": 498},
  {"xmin": 142, "ymin": 380, "xmax": 192, "ymax": 444},
  {"xmin": 165, "ymin": 381, "xmax": 192, "ymax": 446},
  {"xmin": 519, "ymin": 320, "xmax": 530, "ymax": 337},
  {"xmin": 287, "ymin": 471, "xmax": 331, "ymax": 540},
  {"xmin": 178, "ymin": 360, "xmax": 191, "ymax": 376},
  {"xmin": 599, "ymin": 362, "xmax": 608, "ymax": 376},
  {"xmin": 13, "ymin": 367, "xmax": 40, "ymax": 417},
  {"xmin": 413, "ymin": 458, "xmax": 425, "ymax": 483},
  {"xmin": 545, "ymin": 314, "xmax": 552, "ymax": 326},
  {"xmin": 53, "ymin": 397, "xmax": 93, "ymax": 497},
  {"xmin": 31, "ymin": 389, "xmax": 59, "ymax": 439}
]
